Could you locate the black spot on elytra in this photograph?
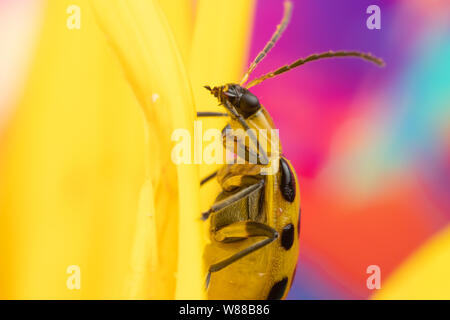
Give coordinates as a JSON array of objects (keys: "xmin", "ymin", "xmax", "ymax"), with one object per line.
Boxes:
[
  {"xmin": 267, "ymin": 277, "xmax": 288, "ymax": 300},
  {"xmin": 280, "ymin": 158, "xmax": 295, "ymax": 202},
  {"xmin": 297, "ymin": 207, "xmax": 301, "ymax": 237},
  {"xmin": 281, "ymin": 223, "xmax": 294, "ymax": 250}
]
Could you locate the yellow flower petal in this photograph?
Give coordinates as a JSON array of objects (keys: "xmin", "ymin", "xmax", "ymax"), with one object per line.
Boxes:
[
  {"xmin": 155, "ymin": 0, "xmax": 193, "ymax": 63},
  {"xmin": 373, "ymin": 225, "xmax": 450, "ymax": 299},
  {"xmin": 0, "ymin": 0, "xmax": 148, "ymax": 299},
  {"xmin": 90, "ymin": 0, "xmax": 203, "ymax": 299}
]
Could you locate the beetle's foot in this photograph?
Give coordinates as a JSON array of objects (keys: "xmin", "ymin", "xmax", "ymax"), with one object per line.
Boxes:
[
  {"xmin": 201, "ymin": 209, "xmax": 212, "ymax": 221},
  {"xmin": 205, "ymin": 271, "xmax": 212, "ymax": 290}
]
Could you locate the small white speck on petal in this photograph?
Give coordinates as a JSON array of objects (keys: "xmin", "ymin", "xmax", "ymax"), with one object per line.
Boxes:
[{"xmin": 152, "ymin": 93, "xmax": 160, "ymax": 103}]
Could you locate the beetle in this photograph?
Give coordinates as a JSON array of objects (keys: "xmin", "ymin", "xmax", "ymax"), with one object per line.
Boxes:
[{"xmin": 198, "ymin": 0, "xmax": 384, "ymax": 300}]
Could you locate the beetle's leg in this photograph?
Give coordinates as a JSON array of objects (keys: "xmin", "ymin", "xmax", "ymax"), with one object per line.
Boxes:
[
  {"xmin": 200, "ymin": 121, "xmax": 259, "ymax": 187},
  {"xmin": 200, "ymin": 170, "xmax": 218, "ymax": 186},
  {"xmin": 197, "ymin": 112, "xmax": 229, "ymax": 117},
  {"xmin": 201, "ymin": 180, "xmax": 264, "ymax": 221},
  {"xmin": 200, "ymin": 123, "xmax": 261, "ymax": 187},
  {"xmin": 222, "ymin": 124, "xmax": 260, "ymax": 163},
  {"xmin": 205, "ymin": 221, "xmax": 278, "ymax": 289},
  {"xmin": 214, "ymin": 221, "xmax": 276, "ymax": 242},
  {"xmin": 222, "ymin": 101, "xmax": 269, "ymax": 165}
]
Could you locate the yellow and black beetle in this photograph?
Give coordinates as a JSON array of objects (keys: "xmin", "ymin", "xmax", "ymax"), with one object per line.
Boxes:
[{"xmin": 198, "ymin": 1, "xmax": 384, "ymax": 300}]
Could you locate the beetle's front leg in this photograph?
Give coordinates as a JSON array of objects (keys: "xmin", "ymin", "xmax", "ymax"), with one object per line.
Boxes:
[{"xmin": 222, "ymin": 124, "xmax": 261, "ymax": 164}]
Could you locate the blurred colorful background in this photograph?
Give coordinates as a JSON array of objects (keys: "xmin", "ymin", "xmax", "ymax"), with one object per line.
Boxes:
[{"xmin": 0, "ymin": 0, "xmax": 449, "ymax": 299}]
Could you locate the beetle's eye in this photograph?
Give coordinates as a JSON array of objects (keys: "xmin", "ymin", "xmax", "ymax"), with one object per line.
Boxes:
[{"xmin": 239, "ymin": 92, "xmax": 260, "ymax": 117}]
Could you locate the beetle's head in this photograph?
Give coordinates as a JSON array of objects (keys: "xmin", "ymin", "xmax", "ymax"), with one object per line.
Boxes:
[{"xmin": 205, "ymin": 84, "xmax": 261, "ymax": 118}]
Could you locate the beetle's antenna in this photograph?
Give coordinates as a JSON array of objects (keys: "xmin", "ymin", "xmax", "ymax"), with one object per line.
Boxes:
[
  {"xmin": 245, "ymin": 50, "xmax": 385, "ymax": 88},
  {"xmin": 240, "ymin": 0, "xmax": 293, "ymax": 86}
]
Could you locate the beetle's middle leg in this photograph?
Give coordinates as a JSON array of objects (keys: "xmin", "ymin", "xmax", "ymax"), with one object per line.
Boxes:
[
  {"xmin": 201, "ymin": 180, "xmax": 264, "ymax": 220},
  {"xmin": 200, "ymin": 123, "xmax": 259, "ymax": 187},
  {"xmin": 197, "ymin": 111, "xmax": 270, "ymax": 165},
  {"xmin": 222, "ymin": 124, "xmax": 261, "ymax": 165},
  {"xmin": 197, "ymin": 111, "xmax": 230, "ymax": 187}
]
